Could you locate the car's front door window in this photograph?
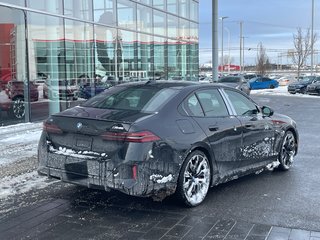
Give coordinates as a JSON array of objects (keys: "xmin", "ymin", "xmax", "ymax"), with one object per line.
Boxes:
[{"xmin": 224, "ymin": 89, "xmax": 258, "ymax": 116}]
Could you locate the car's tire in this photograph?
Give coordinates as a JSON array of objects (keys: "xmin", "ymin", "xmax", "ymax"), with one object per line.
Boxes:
[
  {"xmin": 176, "ymin": 150, "xmax": 211, "ymax": 207},
  {"xmin": 279, "ymin": 131, "xmax": 297, "ymax": 171},
  {"xmin": 270, "ymin": 85, "xmax": 275, "ymax": 89},
  {"xmin": 9, "ymin": 96, "xmax": 25, "ymax": 119}
]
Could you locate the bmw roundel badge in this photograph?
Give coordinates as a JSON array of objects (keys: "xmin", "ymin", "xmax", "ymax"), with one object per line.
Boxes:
[{"xmin": 76, "ymin": 122, "xmax": 83, "ymax": 130}]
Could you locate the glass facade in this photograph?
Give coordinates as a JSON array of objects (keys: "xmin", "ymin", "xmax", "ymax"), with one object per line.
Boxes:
[{"xmin": 0, "ymin": 0, "xmax": 199, "ymax": 126}]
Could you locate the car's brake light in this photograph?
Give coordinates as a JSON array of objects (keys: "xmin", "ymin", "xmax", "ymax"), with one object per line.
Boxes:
[
  {"xmin": 101, "ymin": 131, "xmax": 160, "ymax": 143},
  {"xmin": 43, "ymin": 122, "xmax": 63, "ymax": 134}
]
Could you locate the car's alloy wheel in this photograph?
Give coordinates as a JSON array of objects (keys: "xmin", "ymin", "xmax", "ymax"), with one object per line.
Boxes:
[
  {"xmin": 11, "ymin": 97, "xmax": 25, "ymax": 119},
  {"xmin": 279, "ymin": 131, "xmax": 296, "ymax": 170},
  {"xmin": 177, "ymin": 150, "xmax": 211, "ymax": 207}
]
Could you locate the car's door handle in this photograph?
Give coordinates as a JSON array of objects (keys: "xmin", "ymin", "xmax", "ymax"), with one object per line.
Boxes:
[{"xmin": 209, "ymin": 126, "xmax": 219, "ymax": 131}]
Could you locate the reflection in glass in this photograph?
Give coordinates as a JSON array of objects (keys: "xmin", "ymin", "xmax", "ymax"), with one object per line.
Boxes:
[
  {"xmin": 137, "ymin": 33, "xmax": 152, "ymax": 79},
  {"xmin": 137, "ymin": 3, "xmax": 152, "ymax": 34},
  {"xmin": 190, "ymin": 0, "xmax": 198, "ymax": 22},
  {"xmin": 27, "ymin": 0, "xmax": 63, "ymax": 14},
  {"xmin": 28, "ymin": 13, "xmax": 64, "ymax": 115},
  {"xmin": 95, "ymin": 25, "xmax": 116, "ymax": 80},
  {"xmin": 167, "ymin": 0, "xmax": 178, "ymax": 15},
  {"xmin": 93, "ymin": 0, "xmax": 116, "ymax": 26},
  {"xmin": 190, "ymin": 22, "xmax": 198, "ymax": 43},
  {"xmin": 64, "ymin": 0, "xmax": 93, "ymax": 21},
  {"xmin": 153, "ymin": 10, "xmax": 166, "ymax": 37},
  {"xmin": 179, "ymin": 19, "xmax": 190, "ymax": 41},
  {"xmin": 153, "ymin": 0, "xmax": 165, "ymax": 10},
  {"xmin": 120, "ymin": 30, "xmax": 135, "ymax": 79},
  {"xmin": 135, "ymin": 0, "xmax": 151, "ymax": 6},
  {"xmin": 179, "ymin": 0, "xmax": 189, "ymax": 19},
  {"xmin": 0, "ymin": 7, "xmax": 28, "ymax": 124},
  {"xmin": 117, "ymin": 0, "xmax": 136, "ymax": 31},
  {"xmin": 168, "ymin": 39, "xmax": 179, "ymax": 79},
  {"xmin": 154, "ymin": 37, "xmax": 167, "ymax": 80},
  {"xmin": 0, "ymin": 0, "xmax": 25, "ymax": 6},
  {"xmin": 167, "ymin": 15, "xmax": 178, "ymax": 39}
]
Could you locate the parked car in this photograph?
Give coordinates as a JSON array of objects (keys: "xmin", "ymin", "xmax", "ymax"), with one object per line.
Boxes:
[
  {"xmin": 38, "ymin": 81, "xmax": 298, "ymax": 207},
  {"xmin": 243, "ymin": 74, "xmax": 262, "ymax": 81},
  {"xmin": 43, "ymin": 79, "xmax": 78, "ymax": 101},
  {"xmin": 287, "ymin": 76, "xmax": 320, "ymax": 94},
  {"xmin": 1, "ymin": 80, "xmax": 39, "ymax": 119},
  {"xmin": 78, "ymin": 82, "xmax": 111, "ymax": 99},
  {"xmin": 306, "ymin": 79, "xmax": 320, "ymax": 95},
  {"xmin": 218, "ymin": 76, "xmax": 251, "ymax": 95},
  {"xmin": 249, "ymin": 77, "xmax": 279, "ymax": 89},
  {"xmin": 277, "ymin": 76, "xmax": 295, "ymax": 86}
]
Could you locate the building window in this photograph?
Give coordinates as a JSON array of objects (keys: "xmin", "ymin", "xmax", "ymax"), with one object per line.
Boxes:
[
  {"xmin": 27, "ymin": 0, "xmax": 63, "ymax": 14},
  {"xmin": 153, "ymin": 0, "xmax": 166, "ymax": 11},
  {"xmin": 117, "ymin": 0, "xmax": 137, "ymax": 31},
  {"xmin": 179, "ymin": 0, "xmax": 189, "ymax": 19},
  {"xmin": 167, "ymin": 0, "xmax": 178, "ymax": 15},
  {"xmin": 167, "ymin": 14, "xmax": 178, "ymax": 39},
  {"xmin": 93, "ymin": 0, "xmax": 117, "ymax": 26},
  {"xmin": 137, "ymin": 3, "xmax": 153, "ymax": 34},
  {"xmin": 0, "ymin": 6, "xmax": 28, "ymax": 124},
  {"xmin": 153, "ymin": 10, "xmax": 166, "ymax": 37},
  {"xmin": 64, "ymin": 0, "xmax": 93, "ymax": 21}
]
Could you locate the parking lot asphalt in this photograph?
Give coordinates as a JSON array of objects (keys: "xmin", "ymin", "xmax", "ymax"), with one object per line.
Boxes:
[{"xmin": 1, "ymin": 93, "xmax": 320, "ymax": 240}]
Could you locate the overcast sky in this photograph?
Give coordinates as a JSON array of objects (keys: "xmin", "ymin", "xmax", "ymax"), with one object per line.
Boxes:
[{"xmin": 199, "ymin": 0, "xmax": 319, "ymax": 65}]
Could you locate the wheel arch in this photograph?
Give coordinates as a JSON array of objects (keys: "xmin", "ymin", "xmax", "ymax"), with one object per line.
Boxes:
[
  {"xmin": 12, "ymin": 94, "xmax": 24, "ymax": 101},
  {"xmin": 285, "ymin": 127, "xmax": 299, "ymax": 155},
  {"xmin": 185, "ymin": 143, "xmax": 219, "ymax": 186}
]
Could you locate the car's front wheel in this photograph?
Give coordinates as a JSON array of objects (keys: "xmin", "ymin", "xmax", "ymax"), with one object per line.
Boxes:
[
  {"xmin": 279, "ymin": 131, "xmax": 297, "ymax": 171},
  {"xmin": 176, "ymin": 150, "xmax": 211, "ymax": 207}
]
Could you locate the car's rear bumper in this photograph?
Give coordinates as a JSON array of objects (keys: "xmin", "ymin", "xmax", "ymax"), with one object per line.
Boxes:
[{"xmin": 38, "ymin": 135, "xmax": 179, "ymax": 200}]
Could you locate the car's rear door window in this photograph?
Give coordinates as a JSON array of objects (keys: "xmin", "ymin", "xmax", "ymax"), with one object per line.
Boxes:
[{"xmin": 196, "ymin": 89, "xmax": 229, "ymax": 117}]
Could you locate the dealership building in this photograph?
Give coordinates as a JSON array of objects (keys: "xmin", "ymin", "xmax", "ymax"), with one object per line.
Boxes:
[{"xmin": 0, "ymin": 0, "xmax": 199, "ymax": 126}]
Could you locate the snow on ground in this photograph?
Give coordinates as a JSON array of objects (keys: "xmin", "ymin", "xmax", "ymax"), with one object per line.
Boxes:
[
  {"xmin": 0, "ymin": 122, "xmax": 42, "ymax": 166},
  {"xmin": 251, "ymin": 86, "xmax": 320, "ymax": 98},
  {"xmin": 0, "ymin": 171, "xmax": 59, "ymax": 201}
]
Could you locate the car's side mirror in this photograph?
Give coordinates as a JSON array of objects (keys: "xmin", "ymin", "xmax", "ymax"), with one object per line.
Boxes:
[{"xmin": 262, "ymin": 106, "xmax": 274, "ymax": 117}]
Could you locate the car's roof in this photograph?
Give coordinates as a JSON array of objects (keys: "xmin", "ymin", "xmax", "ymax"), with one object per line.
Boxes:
[{"xmin": 111, "ymin": 80, "xmax": 201, "ymax": 89}]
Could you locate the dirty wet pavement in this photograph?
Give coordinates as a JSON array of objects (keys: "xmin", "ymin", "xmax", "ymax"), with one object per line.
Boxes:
[{"xmin": 1, "ymin": 95, "xmax": 320, "ymax": 240}]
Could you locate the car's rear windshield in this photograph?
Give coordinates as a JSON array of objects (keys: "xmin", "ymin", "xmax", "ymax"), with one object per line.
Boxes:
[{"xmin": 82, "ymin": 85, "xmax": 179, "ymax": 112}]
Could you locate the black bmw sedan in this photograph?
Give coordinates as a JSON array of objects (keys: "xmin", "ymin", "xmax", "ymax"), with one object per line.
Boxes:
[{"xmin": 38, "ymin": 81, "xmax": 298, "ymax": 207}]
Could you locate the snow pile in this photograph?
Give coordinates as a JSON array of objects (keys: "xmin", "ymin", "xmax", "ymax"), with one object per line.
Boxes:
[
  {"xmin": 0, "ymin": 171, "xmax": 59, "ymax": 200},
  {"xmin": 150, "ymin": 174, "xmax": 174, "ymax": 183},
  {"xmin": 251, "ymin": 86, "xmax": 319, "ymax": 98}
]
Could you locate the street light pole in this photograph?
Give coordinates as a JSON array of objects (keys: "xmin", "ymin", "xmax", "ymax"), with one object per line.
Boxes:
[
  {"xmin": 220, "ymin": 16, "xmax": 228, "ymax": 73},
  {"xmin": 224, "ymin": 27, "xmax": 231, "ymax": 75},
  {"xmin": 311, "ymin": 0, "xmax": 315, "ymax": 75},
  {"xmin": 212, "ymin": 0, "xmax": 219, "ymax": 81}
]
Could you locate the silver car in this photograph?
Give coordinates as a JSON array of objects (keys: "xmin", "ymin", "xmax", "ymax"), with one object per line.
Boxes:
[{"xmin": 218, "ymin": 76, "xmax": 251, "ymax": 95}]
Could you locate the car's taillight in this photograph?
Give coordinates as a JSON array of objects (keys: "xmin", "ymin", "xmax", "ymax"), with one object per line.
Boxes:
[
  {"xmin": 101, "ymin": 131, "xmax": 160, "ymax": 143},
  {"xmin": 43, "ymin": 122, "xmax": 63, "ymax": 134}
]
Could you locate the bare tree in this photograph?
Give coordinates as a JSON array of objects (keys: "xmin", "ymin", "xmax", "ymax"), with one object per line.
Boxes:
[
  {"xmin": 223, "ymin": 55, "xmax": 234, "ymax": 65},
  {"xmin": 256, "ymin": 42, "xmax": 269, "ymax": 76},
  {"xmin": 291, "ymin": 28, "xmax": 317, "ymax": 78}
]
